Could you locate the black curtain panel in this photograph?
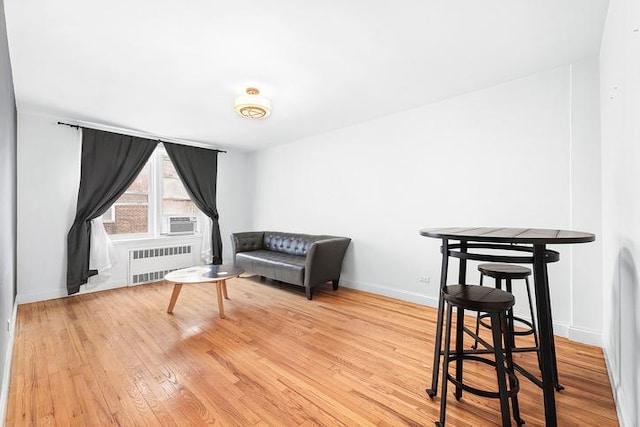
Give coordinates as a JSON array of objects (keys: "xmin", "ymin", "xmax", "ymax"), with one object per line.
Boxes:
[
  {"xmin": 164, "ymin": 142, "xmax": 223, "ymax": 264},
  {"xmin": 66, "ymin": 129, "xmax": 158, "ymax": 294}
]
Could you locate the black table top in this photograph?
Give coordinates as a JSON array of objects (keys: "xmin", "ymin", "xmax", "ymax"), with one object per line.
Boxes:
[{"xmin": 420, "ymin": 227, "xmax": 595, "ymax": 244}]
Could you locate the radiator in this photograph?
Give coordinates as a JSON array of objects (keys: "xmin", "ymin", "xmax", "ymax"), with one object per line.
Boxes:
[{"xmin": 128, "ymin": 244, "xmax": 193, "ymax": 285}]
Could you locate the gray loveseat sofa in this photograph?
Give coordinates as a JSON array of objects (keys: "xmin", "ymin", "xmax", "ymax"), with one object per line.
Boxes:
[{"xmin": 231, "ymin": 231, "xmax": 351, "ymax": 300}]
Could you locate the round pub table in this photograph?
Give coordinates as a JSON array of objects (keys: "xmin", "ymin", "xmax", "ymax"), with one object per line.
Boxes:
[
  {"xmin": 165, "ymin": 264, "xmax": 244, "ymax": 318},
  {"xmin": 420, "ymin": 227, "xmax": 595, "ymax": 427}
]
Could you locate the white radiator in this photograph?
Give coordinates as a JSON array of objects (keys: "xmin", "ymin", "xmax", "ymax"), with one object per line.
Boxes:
[{"xmin": 128, "ymin": 244, "xmax": 193, "ymax": 285}]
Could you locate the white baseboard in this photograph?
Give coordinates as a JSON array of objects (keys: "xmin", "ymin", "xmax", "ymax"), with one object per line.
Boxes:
[
  {"xmin": 0, "ymin": 301, "xmax": 18, "ymax": 426},
  {"xmin": 16, "ymin": 280, "xmax": 126, "ymax": 305},
  {"xmin": 340, "ymin": 279, "xmax": 439, "ymax": 307},
  {"xmin": 603, "ymin": 345, "xmax": 631, "ymax": 427},
  {"xmin": 568, "ymin": 326, "xmax": 602, "ymax": 347},
  {"xmin": 16, "ymin": 288, "xmax": 68, "ymax": 305}
]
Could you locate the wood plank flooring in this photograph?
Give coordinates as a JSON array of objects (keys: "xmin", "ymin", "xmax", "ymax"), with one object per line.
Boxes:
[{"xmin": 6, "ymin": 277, "xmax": 618, "ymax": 426}]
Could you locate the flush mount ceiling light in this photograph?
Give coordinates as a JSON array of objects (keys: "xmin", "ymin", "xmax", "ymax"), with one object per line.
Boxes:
[{"xmin": 234, "ymin": 87, "xmax": 271, "ymax": 119}]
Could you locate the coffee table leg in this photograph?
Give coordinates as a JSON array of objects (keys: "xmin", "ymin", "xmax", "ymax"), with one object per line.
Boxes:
[
  {"xmin": 222, "ymin": 280, "xmax": 229, "ymax": 299},
  {"xmin": 167, "ymin": 283, "xmax": 183, "ymax": 313},
  {"xmin": 216, "ymin": 281, "xmax": 226, "ymax": 319}
]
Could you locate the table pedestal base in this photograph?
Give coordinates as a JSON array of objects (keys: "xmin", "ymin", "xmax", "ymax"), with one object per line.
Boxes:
[{"xmin": 166, "ymin": 280, "xmax": 230, "ymax": 318}]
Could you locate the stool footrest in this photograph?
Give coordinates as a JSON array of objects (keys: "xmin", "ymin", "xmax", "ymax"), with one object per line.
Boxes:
[
  {"xmin": 446, "ymin": 354, "xmax": 520, "ymax": 399},
  {"xmin": 512, "ymin": 329, "xmax": 535, "ymax": 336},
  {"xmin": 511, "ymin": 346, "xmax": 540, "ymax": 353},
  {"xmin": 478, "ymin": 313, "xmax": 535, "ymax": 335}
]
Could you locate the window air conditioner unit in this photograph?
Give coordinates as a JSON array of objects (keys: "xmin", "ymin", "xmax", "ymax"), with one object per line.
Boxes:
[{"xmin": 168, "ymin": 216, "xmax": 197, "ymax": 235}]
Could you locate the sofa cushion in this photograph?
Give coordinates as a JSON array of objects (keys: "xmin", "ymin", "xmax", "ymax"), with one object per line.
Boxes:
[
  {"xmin": 263, "ymin": 232, "xmax": 320, "ymax": 256},
  {"xmin": 235, "ymin": 250, "xmax": 306, "ymax": 286},
  {"xmin": 233, "ymin": 231, "xmax": 265, "ymax": 252}
]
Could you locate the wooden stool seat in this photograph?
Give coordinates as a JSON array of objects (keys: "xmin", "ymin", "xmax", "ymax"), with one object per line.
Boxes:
[
  {"xmin": 443, "ymin": 284, "xmax": 514, "ymax": 312},
  {"xmin": 478, "ymin": 263, "xmax": 531, "ymax": 280}
]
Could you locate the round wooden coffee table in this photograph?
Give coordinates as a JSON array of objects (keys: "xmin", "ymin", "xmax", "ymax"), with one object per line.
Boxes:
[{"xmin": 164, "ymin": 264, "xmax": 244, "ymax": 318}]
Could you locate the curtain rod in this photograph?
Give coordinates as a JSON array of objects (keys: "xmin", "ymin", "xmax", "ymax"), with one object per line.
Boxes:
[{"xmin": 57, "ymin": 121, "xmax": 227, "ymax": 153}]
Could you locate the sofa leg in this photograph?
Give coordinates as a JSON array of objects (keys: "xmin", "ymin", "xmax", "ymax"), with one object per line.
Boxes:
[
  {"xmin": 332, "ymin": 280, "xmax": 339, "ymax": 291},
  {"xmin": 306, "ymin": 287, "xmax": 313, "ymax": 300}
]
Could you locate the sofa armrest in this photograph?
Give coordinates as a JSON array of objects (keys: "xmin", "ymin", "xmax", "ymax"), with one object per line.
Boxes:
[
  {"xmin": 231, "ymin": 232, "xmax": 265, "ymax": 259},
  {"xmin": 304, "ymin": 237, "xmax": 351, "ymax": 288}
]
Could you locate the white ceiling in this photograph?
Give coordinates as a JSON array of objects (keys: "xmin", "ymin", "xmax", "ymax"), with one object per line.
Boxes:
[{"xmin": 4, "ymin": 0, "xmax": 609, "ymax": 151}]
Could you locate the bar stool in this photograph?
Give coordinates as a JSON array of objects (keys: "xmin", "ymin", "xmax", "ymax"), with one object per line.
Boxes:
[
  {"xmin": 473, "ymin": 264, "xmax": 540, "ymax": 367},
  {"xmin": 434, "ymin": 284, "xmax": 523, "ymax": 427}
]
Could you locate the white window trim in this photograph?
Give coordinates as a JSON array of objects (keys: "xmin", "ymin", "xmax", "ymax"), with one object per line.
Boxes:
[
  {"xmin": 149, "ymin": 145, "xmax": 160, "ymax": 238},
  {"xmin": 102, "ymin": 205, "xmax": 116, "ymax": 223}
]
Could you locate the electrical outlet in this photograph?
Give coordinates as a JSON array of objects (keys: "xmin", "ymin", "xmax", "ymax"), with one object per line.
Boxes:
[{"xmin": 419, "ymin": 276, "xmax": 431, "ymax": 283}]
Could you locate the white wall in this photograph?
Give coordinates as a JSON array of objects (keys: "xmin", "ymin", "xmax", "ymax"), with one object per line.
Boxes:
[
  {"xmin": 16, "ymin": 111, "xmax": 252, "ymax": 303},
  {"xmin": 250, "ymin": 62, "xmax": 603, "ymax": 344},
  {"xmin": 17, "ymin": 112, "xmax": 81, "ymax": 302},
  {"xmin": 0, "ymin": 0, "xmax": 17, "ymax": 419},
  {"xmin": 217, "ymin": 143, "xmax": 254, "ymax": 263},
  {"xmin": 600, "ymin": 0, "xmax": 640, "ymax": 425}
]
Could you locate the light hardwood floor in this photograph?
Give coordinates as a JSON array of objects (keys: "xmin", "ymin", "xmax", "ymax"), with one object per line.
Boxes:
[{"xmin": 6, "ymin": 277, "xmax": 618, "ymax": 426}]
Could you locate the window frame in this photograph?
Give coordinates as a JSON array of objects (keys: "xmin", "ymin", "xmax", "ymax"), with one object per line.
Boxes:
[{"xmin": 102, "ymin": 205, "xmax": 116, "ymax": 223}]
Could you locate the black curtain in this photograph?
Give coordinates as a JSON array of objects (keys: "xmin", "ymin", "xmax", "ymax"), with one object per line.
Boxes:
[
  {"xmin": 164, "ymin": 142, "xmax": 223, "ymax": 264},
  {"xmin": 66, "ymin": 129, "xmax": 158, "ymax": 294}
]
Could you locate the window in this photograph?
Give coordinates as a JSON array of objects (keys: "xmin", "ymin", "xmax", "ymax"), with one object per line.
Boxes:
[
  {"xmin": 103, "ymin": 145, "xmax": 201, "ymax": 237},
  {"xmin": 102, "ymin": 162, "xmax": 150, "ymax": 235},
  {"xmin": 160, "ymin": 152, "xmax": 200, "ymax": 234}
]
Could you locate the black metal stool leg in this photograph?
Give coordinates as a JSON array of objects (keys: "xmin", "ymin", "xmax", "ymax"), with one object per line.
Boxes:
[
  {"xmin": 436, "ymin": 304, "xmax": 454, "ymax": 427},
  {"xmin": 491, "ymin": 313, "xmax": 513, "ymax": 427},
  {"xmin": 505, "ymin": 279, "xmax": 516, "ymax": 349},
  {"xmin": 454, "ymin": 308, "xmax": 464, "ymax": 400},
  {"xmin": 502, "ymin": 313, "xmax": 525, "ymax": 426},
  {"xmin": 472, "ymin": 274, "xmax": 484, "ymax": 350}
]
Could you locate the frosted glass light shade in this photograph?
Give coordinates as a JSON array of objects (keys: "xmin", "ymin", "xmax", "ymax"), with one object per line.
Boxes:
[{"xmin": 234, "ymin": 87, "xmax": 271, "ymax": 119}]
